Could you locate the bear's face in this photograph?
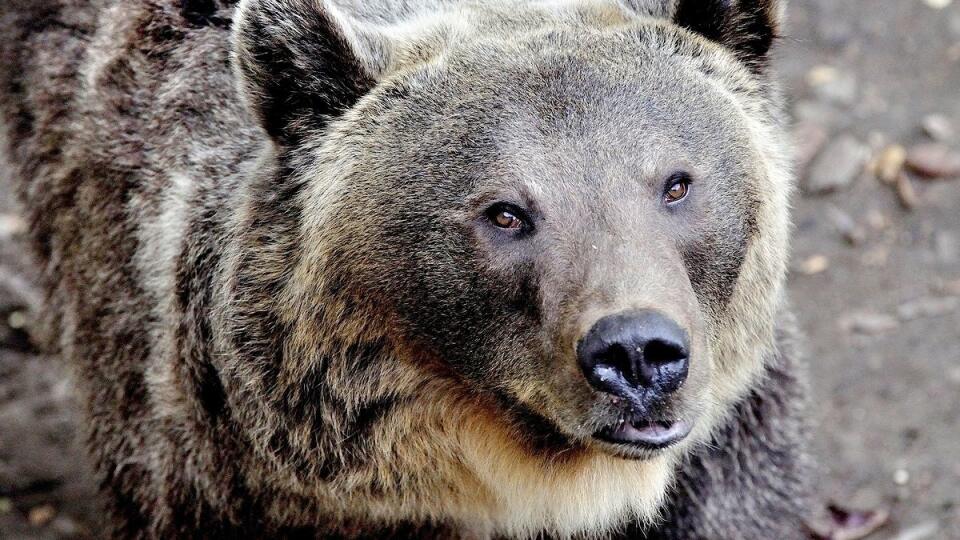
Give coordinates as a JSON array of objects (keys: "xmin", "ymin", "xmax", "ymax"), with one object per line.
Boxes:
[
  {"xmin": 310, "ymin": 30, "xmax": 777, "ymax": 460},
  {"xmin": 233, "ymin": 0, "xmax": 790, "ymax": 498}
]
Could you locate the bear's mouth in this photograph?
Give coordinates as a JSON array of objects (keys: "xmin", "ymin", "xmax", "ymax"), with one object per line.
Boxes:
[{"xmin": 594, "ymin": 418, "xmax": 693, "ymax": 451}]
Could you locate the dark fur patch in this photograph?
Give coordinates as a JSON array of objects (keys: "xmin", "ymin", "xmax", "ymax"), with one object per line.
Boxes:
[
  {"xmin": 682, "ymin": 231, "xmax": 748, "ymax": 313},
  {"xmin": 196, "ymin": 360, "xmax": 228, "ymax": 417},
  {"xmin": 674, "ymin": 0, "xmax": 779, "ymax": 71},
  {"xmin": 493, "ymin": 390, "xmax": 579, "ymax": 460},
  {"xmin": 174, "ymin": 178, "xmax": 235, "ymax": 423},
  {"xmin": 349, "ymin": 397, "xmax": 399, "ymax": 438},
  {"xmin": 178, "ymin": 0, "xmax": 231, "ymax": 28},
  {"xmin": 682, "ymin": 179, "xmax": 760, "ymax": 313}
]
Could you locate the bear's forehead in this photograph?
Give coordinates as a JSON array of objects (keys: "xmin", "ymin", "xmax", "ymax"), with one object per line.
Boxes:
[
  {"xmin": 368, "ymin": 52, "xmax": 758, "ymax": 185},
  {"xmin": 340, "ymin": 4, "xmax": 771, "ymax": 197},
  {"xmin": 376, "ymin": 20, "xmax": 761, "ymax": 149}
]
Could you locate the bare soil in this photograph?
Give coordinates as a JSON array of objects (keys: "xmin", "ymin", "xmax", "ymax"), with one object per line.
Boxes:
[{"xmin": 1, "ymin": 0, "xmax": 958, "ymax": 538}]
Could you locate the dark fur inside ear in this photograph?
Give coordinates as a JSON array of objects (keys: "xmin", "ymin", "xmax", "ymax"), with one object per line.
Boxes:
[
  {"xmin": 178, "ymin": 0, "xmax": 231, "ymax": 28},
  {"xmin": 674, "ymin": 0, "xmax": 781, "ymax": 71},
  {"xmin": 233, "ymin": 0, "xmax": 378, "ymax": 145}
]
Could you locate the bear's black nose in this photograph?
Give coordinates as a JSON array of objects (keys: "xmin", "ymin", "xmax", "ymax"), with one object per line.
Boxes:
[{"xmin": 577, "ymin": 310, "xmax": 690, "ymax": 399}]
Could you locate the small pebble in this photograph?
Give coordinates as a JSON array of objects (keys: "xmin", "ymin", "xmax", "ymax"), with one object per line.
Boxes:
[
  {"xmin": 896, "ymin": 173, "xmax": 920, "ymax": 210},
  {"xmin": 922, "ymin": 114, "xmax": 955, "ymax": 141},
  {"xmin": 827, "ymin": 206, "xmax": 866, "ymax": 245},
  {"xmin": 0, "ymin": 497, "xmax": 11, "ymax": 514},
  {"xmin": 806, "ymin": 65, "xmax": 858, "ymax": 105},
  {"xmin": 897, "ymin": 296, "xmax": 959, "ymax": 321},
  {"xmin": 924, "ymin": 0, "xmax": 954, "ymax": 9},
  {"xmin": 28, "ymin": 504, "xmax": 57, "ymax": 527},
  {"xmin": 875, "ymin": 145, "xmax": 907, "ymax": 185},
  {"xmin": 793, "ymin": 121, "xmax": 830, "ymax": 170},
  {"xmin": 806, "ymin": 65, "xmax": 840, "ymax": 87},
  {"xmin": 893, "ymin": 468, "xmax": 910, "ymax": 486},
  {"xmin": 798, "ymin": 255, "xmax": 830, "ymax": 275},
  {"xmin": 841, "ymin": 312, "xmax": 900, "ymax": 335},
  {"xmin": 906, "ymin": 143, "xmax": 960, "ymax": 179},
  {"xmin": 805, "ymin": 135, "xmax": 870, "ymax": 194},
  {"xmin": 892, "ymin": 520, "xmax": 940, "ymax": 540}
]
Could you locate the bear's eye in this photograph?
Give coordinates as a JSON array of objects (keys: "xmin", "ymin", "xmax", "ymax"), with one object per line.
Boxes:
[
  {"xmin": 485, "ymin": 203, "xmax": 530, "ymax": 232},
  {"xmin": 664, "ymin": 173, "xmax": 692, "ymax": 205}
]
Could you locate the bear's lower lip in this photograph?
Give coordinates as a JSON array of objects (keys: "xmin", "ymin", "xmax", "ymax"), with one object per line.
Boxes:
[{"xmin": 595, "ymin": 419, "xmax": 692, "ymax": 450}]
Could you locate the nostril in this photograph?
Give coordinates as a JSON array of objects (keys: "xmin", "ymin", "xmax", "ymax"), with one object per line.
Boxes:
[
  {"xmin": 593, "ymin": 343, "xmax": 636, "ymax": 383},
  {"xmin": 639, "ymin": 338, "xmax": 689, "ymax": 394},
  {"xmin": 643, "ymin": 339, "xmax": 687, "ymax": 366}
]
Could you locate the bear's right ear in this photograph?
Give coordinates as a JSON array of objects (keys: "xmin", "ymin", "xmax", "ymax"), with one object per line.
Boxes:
[
  {"xmin": 672, "ymin": 0, "xmax": 784, "ymax": 72},
  {"xmin": 232, "ymin": 0, "xmax": 388, "ymax": 146}
]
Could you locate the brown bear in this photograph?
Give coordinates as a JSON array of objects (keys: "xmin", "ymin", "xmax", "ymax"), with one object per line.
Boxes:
[{"xmin": 0, "ymin": 0, "xmax": 810, "ymax": 537}]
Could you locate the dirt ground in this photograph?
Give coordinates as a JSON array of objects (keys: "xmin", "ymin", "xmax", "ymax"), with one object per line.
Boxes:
[{"xmin": 1, "ymin": 1, "xmax": 959, "ymax": 538}]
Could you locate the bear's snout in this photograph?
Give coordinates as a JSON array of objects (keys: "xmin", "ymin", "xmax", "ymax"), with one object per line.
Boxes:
[
  {"xmin": 577, "ymin": 309, "xmax": 690, "ymax": 400},
  {"xmin": 576, "ymin": 310, "xmax": 695, "ymax": 452}
]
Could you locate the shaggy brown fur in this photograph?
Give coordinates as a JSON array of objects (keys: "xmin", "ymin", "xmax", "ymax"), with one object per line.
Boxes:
[{"xmin": 1, "ymin": 0, "xmax": 810, "ymax": 538}]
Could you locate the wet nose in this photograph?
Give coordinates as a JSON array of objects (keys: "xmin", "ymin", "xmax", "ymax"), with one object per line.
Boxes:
[{"xmin": 577, "ymin": 310, "xmax": 690, "ymax": 398}]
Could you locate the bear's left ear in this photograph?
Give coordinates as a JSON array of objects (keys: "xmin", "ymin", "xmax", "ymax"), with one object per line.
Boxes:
[
  {"xmin": 232, "ymin": 0, "xmax": 391, "ymax": 146},
  {"xmin": 672, "ymin": 0, "xmax": 784, "ymax": 71}
]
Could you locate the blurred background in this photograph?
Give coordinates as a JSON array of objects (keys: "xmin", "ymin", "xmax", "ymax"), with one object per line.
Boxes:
[{"xmin": 1, "ymin": 0, "xmax": 959, "ymax": 538}]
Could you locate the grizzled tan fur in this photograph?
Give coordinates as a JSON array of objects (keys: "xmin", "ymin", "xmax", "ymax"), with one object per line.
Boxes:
[{"xmin": 1, "ymin": 0, "xmax": 810, "ymax": 538}]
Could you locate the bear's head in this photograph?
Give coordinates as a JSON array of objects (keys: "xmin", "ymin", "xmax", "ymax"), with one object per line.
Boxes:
[{"xmin": 226, "ymin": 0, "xmax": 792, "ymax": 534}]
